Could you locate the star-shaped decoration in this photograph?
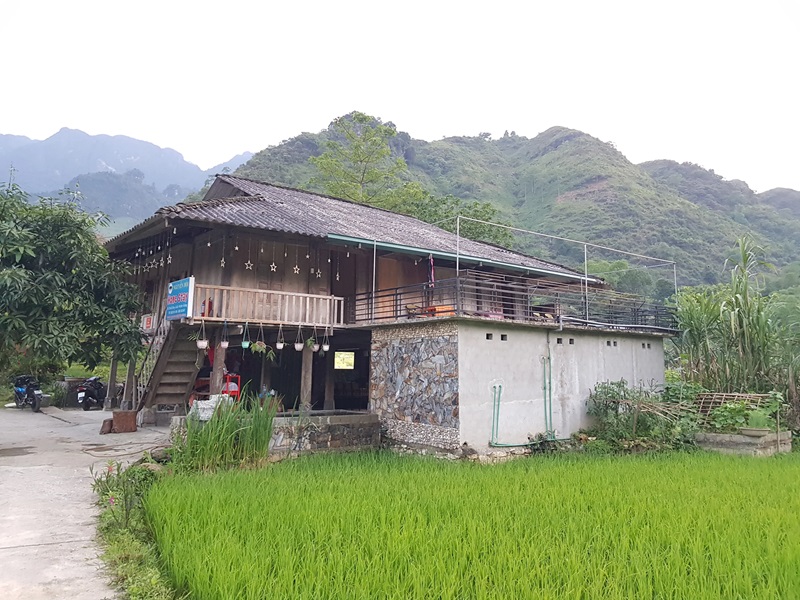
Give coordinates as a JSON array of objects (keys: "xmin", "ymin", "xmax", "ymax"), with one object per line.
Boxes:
[
  {"xmin": 235, "ymin": 245, "xmax": 239, "ymax": 251},
  {"xmin": 143, "ymin": 263, "xmax": 150, "ymax": 272},
  {"xmin": 245, "ymin": 260, "xmax": 253, "ymax": 270},
  {"xmin": 207, "ymin": 241, "xmax": 211, "ymax": 247},
  {"xmin": 220, "ymin": 257, "xmax": 226, "ymax": 268},
  {"xmin": 305, "ymin": 253, "xmax": 310, "ymax": 259},
  {"xmin": 336, "ymin": 273, "xmax": 340, "ymax": 281},
  {"xmin": 159, "ymin": 257, "xmax": 165, "ymax": 267},
  {"xmin": 270, "ymin": 262, "xmax": 277, "ymax": 272},
  {"xmin": 293, "ymin": 264, "xmax": 300, "ymax": 274},
  {"xmin": 166, "ymin": 253, "xmax": 172, "ymax": 264},
  {"xmin": 316, "ymin": 269, "xmax": 322, "ymax": 278}
]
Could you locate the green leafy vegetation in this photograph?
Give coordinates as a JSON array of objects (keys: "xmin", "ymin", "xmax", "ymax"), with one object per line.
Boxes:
[
  {"xmin": 145, "ymin": 452, "xmax": 800, "ymax": 599},
  {"xmin": 0, "ymin": 183, "xmax": 142, "ymax": 369},
  {"xmin": 170, "ymin": 393, "xmax": 277, "ymax": 472}
]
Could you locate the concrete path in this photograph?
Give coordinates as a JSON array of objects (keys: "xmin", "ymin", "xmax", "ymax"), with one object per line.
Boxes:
[{"xmin": 0, "ymin": 406, "xmax": 170, "ymax": 600}]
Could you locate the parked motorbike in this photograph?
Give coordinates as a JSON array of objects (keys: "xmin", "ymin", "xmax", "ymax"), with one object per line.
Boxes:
[
  {"xmin": 13, "ymin": 375, "xmax": 43, "ymax": 412},
  {"xmin": 76, "ymin": 376, "xmax": 107, "ymax": 411}
]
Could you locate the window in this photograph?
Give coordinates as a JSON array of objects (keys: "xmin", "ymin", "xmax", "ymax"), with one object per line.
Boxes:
[
  {"xmin": 486, "ymin": 333, "xmax": 493, "ymax": 340},
  {"xmin": 500, "ymin": 334, "xmax": 507, "ymax": 341}
]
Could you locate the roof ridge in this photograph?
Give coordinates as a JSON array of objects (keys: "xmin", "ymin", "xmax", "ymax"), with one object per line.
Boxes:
[{"xmin": 158, "ymin": 195, "xmax": 258, "ymax": 215}]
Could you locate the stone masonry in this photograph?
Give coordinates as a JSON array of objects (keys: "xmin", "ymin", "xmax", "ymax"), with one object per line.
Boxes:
[{"xmin": 370, "ymin": 321, "xmax": 459, "ymax": 428}]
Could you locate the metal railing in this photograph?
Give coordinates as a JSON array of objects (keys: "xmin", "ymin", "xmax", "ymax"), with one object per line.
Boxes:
[
  {"xmin": 349, "ymin": 271, "xmax": 676, "ymax": 332},
  {"xmin": 193, "ymin": 284, "xmax": 345, "ymax": 327},
  {"xmin": 134, "ymin": 316, "xmax": 171, "ymax": 409}
]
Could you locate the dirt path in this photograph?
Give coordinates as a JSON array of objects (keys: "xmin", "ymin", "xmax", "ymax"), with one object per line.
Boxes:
[{"xmin": 0, "ymin": 406, "xmax": 169, "ymax": 600}]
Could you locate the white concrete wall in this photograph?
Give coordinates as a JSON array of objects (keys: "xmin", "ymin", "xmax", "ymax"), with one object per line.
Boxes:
[
  {"xmin": 457, "ymin": 322, "xmax": 665, "ymax": 450},
  {"xmin": 457, "ymin": 322, "xmax": 548, "ymax": 449}
]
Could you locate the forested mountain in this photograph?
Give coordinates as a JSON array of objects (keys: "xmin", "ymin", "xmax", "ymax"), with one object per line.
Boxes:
[{"xmin": 235, "ymin": 122, "xmax": 800, "ymax": 285}]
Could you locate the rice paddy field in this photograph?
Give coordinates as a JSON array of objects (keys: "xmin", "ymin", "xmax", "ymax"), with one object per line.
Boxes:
[{"xmin": 145, "ymin": 452, "xmax": 800, "ymax": 599}]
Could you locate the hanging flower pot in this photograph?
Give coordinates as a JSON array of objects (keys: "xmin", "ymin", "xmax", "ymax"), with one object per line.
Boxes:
[
  {"xmin": 294, "ymin": 341, "xmax": 304, "ymax": 351},
  {"xmin": 276, "ymin": 323, "xmax": 285, "ymax": 350},
  {"xmin": 220, "ymin": 320, "xmax": 230, "ymax": 350},
  {"xmin": 321, "ymin": 327, "xmax": 330, "ymax": 353},
  {"xmin": 294, "ymin": 326, "xmax": 304, "ymax": 352},
  {"xmin": 241, "ymin": 321, "xmax": 251, "ymax": 349},
  {"xmin": 312, "ymin": 343, "xmax": 321, "ymax": 352},
  {"xmin": 196, "ymin": 320, "xmax": 208, "ymax": 350}
]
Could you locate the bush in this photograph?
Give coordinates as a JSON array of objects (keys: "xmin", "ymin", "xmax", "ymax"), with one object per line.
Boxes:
[{"xmin": 585, "ymin": 379, "xmax": 698, "ymax": 451}]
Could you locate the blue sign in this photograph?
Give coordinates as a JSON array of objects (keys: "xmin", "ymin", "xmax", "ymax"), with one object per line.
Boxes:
[{"xmin": 165, "ymin": 276, "xmax": 195, "ymax": 321}]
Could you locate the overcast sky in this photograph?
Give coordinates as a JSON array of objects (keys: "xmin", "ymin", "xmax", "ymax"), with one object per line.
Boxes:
[{"xmin": 2, "ymin": 1, "xmax": 797, "ymax": 192}]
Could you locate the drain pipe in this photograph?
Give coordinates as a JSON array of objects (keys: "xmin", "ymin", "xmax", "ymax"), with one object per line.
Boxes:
[{"xmin": 489, "ymin": 383, "xmax": 539, "ymax": 448}]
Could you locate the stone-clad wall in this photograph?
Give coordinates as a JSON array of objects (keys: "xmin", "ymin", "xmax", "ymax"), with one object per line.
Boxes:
[
  {"xmin": 370, "ymin": 321, "xmax": 459, "ymax": 428},
  {"xmin": 269, "ymin": 412, "xmax": 380, "ymax": 456}
]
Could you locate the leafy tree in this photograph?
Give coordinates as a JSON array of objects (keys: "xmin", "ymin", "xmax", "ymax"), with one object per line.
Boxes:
[
  {"xmin": 309, "ymin": 112, "xmax": 406, "ymax": 205},
  {"xmin": 0, "ymin": 183, "xmax": 142, "ymax": 370},
  {"xmin": 309, "ymin": 112, "xmax": 513, "ymax": 247}
]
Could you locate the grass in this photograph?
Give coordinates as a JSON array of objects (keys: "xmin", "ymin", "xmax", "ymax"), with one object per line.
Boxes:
[{"xmin": 145, "ymin": 452, "xmax": 800, "ymax": 599}]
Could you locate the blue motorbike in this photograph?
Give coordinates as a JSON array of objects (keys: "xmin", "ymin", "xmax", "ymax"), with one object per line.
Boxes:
[{"xmin": 13, "ymin": 375, "xmax": 43, "ymax": 412}]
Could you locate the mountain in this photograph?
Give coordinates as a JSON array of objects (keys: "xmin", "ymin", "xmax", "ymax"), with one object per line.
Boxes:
[
  {"xmin": 0, "ymin": 128, "xmax": 207, "ymax": 193},
  {"xmin": 234, "ymin": 122, "xmax": 800, "ymax": 285},
  {"xmin": 205, "ymin": 152, "xmax": 253, "ymax": 177}
]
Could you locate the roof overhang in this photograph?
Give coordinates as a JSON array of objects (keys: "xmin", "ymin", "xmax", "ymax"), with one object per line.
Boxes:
[{"xmin": 326, "ymin": 234, "xmax": 598, "ymax": 284}]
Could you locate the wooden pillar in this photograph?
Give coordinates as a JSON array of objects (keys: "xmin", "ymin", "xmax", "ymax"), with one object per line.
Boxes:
[
  {"xmin": 104, "ymin": 355, "xmax": 119, "ymax": 410},
  {"xmin": 300, "ymin": 344, "xmax": 313, "ymax": 410},
  {"xmin": 123, "ymin": 359, "xmax": 136, "ymax": 411},
  {"xmin": 324, "ymin": 349, "xmax": 335, "ymax": 410},
  {"xmin": 210, "ymin": 329, "xmax": 226, "ymax": 396}
]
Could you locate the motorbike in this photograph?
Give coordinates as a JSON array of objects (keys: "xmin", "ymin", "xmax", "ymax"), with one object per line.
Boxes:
[
  {"xmin": 13, "ymin": 375, "xmax": 43, "ymax": 412},
  {"xmin": 76, "ymin": 376, "xmax": 107, "ymax": 411}
]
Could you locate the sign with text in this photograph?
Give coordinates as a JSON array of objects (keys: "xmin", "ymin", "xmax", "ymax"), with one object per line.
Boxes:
[{"xmin": 165, "ymin": 276, "xmax": 195, "ymax": 321}]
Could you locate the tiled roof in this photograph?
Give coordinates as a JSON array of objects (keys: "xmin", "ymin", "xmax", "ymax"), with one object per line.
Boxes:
[{"xmin": 153, "ymin": 175, "xmax": 586, "ymax": 279}]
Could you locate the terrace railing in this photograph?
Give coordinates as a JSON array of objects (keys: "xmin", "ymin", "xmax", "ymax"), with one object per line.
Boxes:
[
  {"xmin": 349, "ymin": 271, "xmax": 676, "ymax": 333},
  {"xmin": 193, "ymin": 284, "xmax": 345, "ymax": 328}
]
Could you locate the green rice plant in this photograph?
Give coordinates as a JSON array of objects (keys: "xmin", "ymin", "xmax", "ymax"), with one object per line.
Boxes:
[
  {"xmin": 170, "ymin": 390, "xmax": 277, "ymax": 472},
  {"xmin": 145, "ymin": 452, "xmax": 800, "ymax": 600}
]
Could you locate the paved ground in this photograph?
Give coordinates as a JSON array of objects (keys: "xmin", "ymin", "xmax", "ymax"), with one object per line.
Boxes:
[{"xmin": 0, "ymin": 405, "xmax": 170, "ymax": 600}]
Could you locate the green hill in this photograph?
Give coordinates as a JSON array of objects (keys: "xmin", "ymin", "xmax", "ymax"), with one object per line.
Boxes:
[{"xmin": 236, "ymin": 120, "xmax": 800, "ymax": 285}]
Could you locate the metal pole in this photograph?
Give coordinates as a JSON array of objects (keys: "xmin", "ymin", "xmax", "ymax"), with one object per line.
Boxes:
[
  {"xmin": 456, "ymin": 216, "xmax": 461, "ymax": 274},
  {"xmin": 584, "ymin": 244, "xmax": 589, "ymax": 320},
  {"xmin": 673, "ymin": 263, "xmax": 678, "ymax": 297},
  {"xmin": 371, "ymin": 240, "xmax": 377, "ymax": 319}
]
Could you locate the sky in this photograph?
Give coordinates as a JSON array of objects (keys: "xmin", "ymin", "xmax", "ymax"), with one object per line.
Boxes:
[{"xmin": 2, "ymin": 0, "xmax": 798, "ymax": 192}]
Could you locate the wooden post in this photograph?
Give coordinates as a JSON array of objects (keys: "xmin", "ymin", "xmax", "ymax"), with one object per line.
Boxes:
[
  {"xmin": 104, "ymin": 355, "xmax": 119, "ymax": 410},
  {"xmin": 123, "ymin": 359, "xmax": 136, "ymax": 411},
  {"xmin": 300, "ymin": 344, "xmax": 313, "ymax": 410},
  {"xmin": 210, "ymin": 329, "xmax": 226, "ymax": 396},
  {"xmin": 324, "ymin": 349, "xmax": 335, "ymax": 410}
]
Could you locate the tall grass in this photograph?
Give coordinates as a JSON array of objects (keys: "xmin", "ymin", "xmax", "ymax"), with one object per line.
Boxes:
[
  {"xmin": 146, "ymin": 452, "xmax": 800, "ymax": 599},
  {"xmin": 170, "ymin": 391, "xmax": 277, "ymax": 472},
  {"xmin": 676, "ymin": 236, "xmax": 795, "ymax": 395}
]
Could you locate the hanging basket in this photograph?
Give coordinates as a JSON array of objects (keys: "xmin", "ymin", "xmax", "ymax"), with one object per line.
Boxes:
[
  {"xmin": 196, "ymin": 320, "xmax": 208, "ymax": 350},
  {"xmin": 294, "ymin": 326, "xmax": 304, "ymax": 351},
  {"xmin": 321, "ymin": 326, "xmax": 330, "ymax": 352},
  {"xmin": 241, "ymin": 321, "xmax": 251, "ymax": 349},
  {"xmin": 276, "ymin": 323, "xmax": 285, "ymax": 350}
]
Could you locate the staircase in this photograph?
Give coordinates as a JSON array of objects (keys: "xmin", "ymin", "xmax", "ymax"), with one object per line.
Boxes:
[{"xmin": 139, "ymin": 324, "xmax": 202, "ymax": 425}]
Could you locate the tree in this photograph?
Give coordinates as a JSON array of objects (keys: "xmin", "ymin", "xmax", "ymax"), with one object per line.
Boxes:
[
  {"xmin": 0, "ymin": 183, "xmax": 142, "ymax": 370},
  {"xmin": 309, "ymin": 113, "xmax": 514, "ymax": 247},
  {"xmin": 309, "ymin": 112, "xmax": 406, "ymax": 205}
]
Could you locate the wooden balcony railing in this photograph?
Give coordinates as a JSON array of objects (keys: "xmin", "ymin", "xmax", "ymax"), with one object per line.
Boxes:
[
  {"xmin": 349, "ymin": 271, "xmax": 677, "ymax": 333},
  {"xmin": 193, "ymin": 284, "xmax": 345, "ymax": 327}
]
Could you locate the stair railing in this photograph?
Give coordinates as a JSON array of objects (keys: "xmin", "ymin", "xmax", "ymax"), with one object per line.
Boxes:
[{"xmin": 135, "ymin": 313, "xmax": 171, "ymax": 409}]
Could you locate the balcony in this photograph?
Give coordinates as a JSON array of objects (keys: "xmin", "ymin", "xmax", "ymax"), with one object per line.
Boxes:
[
  {"xmin": 349, "ymin": 271, "xmax": 676, "ymax": 334},
  {"xmin": 192, "ymin": 284, "xmax": 345, "ymax": 327}
]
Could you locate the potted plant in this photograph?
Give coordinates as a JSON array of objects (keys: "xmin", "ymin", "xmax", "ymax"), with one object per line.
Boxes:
[
  {"xmin": 241, "ymin": 321, "xmax": 251, "ymax": 350},
  {"xmin": 739, "ymin": 408, "xmax": 773, "ymax": 437}
]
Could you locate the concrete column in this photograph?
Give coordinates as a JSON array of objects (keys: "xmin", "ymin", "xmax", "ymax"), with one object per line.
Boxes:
[
  {"xmin": 300, "ymin": 344, "xmax": 313, "ymax": 410},
  {"xmin": 324, "ymin": 349, "xmax": 335, "ymax": 410},
  {"xmin": 210, "ymin": 329, "xmax": 226, "ymax": 396},
  {"xmin": 123, "ymin": 359, "xmax": 136, "ymax": 411},
  {"xmin": 104, "ymin": 355, "xmax": 119, "ymax": 410}
]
